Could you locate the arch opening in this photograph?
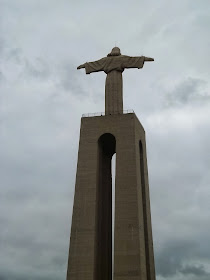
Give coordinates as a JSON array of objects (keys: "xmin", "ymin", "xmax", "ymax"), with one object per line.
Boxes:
[
  {"xmin": 112, "ymin": 154, "xmax": 116, "ymax": 280},
  {"xmin": 95, "ymin": 133, "xmax": 116, "ymax": 280},
  {"xmin": 139, "ymin": 140, "xmax": 151, "ymax": 280}
]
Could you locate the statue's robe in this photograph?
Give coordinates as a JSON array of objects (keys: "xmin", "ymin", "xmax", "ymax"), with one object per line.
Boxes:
[
  {"xmin": 84, "ymin": 56, "xmax": 145, "ymax": 115},
  {"xmin": 84, "ymin": 55, "xmax": 145, "ymax": 74}
]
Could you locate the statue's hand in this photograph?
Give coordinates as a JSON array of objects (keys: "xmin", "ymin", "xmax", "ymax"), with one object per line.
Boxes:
[
  {"xmin": 77, "ymin": 64, "xmax": 85, "ymax": 70},
  {"xmin": 144, "ymin": 57, "xmax": 154, "ymax": 62}
]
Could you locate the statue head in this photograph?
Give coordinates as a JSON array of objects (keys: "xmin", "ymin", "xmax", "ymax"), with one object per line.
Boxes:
[{"xmin": 107, "ymin": 47, "xmax": 121, "ymax": 57}]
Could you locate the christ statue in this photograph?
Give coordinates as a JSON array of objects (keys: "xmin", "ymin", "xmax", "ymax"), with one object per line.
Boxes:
[{"xmin": 77, "ymin": 47, "xmax": 154, "ymax": 115}]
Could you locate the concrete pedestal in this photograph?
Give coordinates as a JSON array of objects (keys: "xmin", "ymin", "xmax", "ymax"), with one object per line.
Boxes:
[{"xmin": 66, "ymin": 113, "xmax": 156, "ymax": 280}]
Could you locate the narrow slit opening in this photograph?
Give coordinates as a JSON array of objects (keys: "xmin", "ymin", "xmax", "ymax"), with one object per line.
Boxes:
[
  {"xmin": 112, "ymin": 153, "xmax": 116, "ymax": 280},
  {"xmin": 139, "ymin": 140, "xmax": 151, "ymax": 280},
  {"xmin": 95, "ymin": 133, "xmax": 116, "ymax": 280}
]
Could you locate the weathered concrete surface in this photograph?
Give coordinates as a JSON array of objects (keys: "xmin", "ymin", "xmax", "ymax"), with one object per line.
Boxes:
[{"xmin": 66, "ymin": 113, "xmax": 156, "ymax": 280}]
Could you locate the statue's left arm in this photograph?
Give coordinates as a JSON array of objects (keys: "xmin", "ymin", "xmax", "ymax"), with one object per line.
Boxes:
[
  {"xmin": 77, "ymin": 57, "xmax": 107, "ymax": 74},
  {"xmin": 122, "ymin": 56, "xmax": 154, "ymax": 70}
]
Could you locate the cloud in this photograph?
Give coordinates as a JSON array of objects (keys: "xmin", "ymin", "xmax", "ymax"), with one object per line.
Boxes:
[
  {"xmin": 164, "ymin": 77, "xmax": 210, "ymax": 107},
  {"xmin": 180, "ymin": 264, "xmax": 209, "ymax": 277},
  {"xmin": 55, "ymin": 62, "xmax": 91, "ymax": 98},
  {"xmin": 0, "ymin": 0, "xmax": 210, "ymax": 280},
  {"xmin": 156, "ymin": 238, "xmax": 210, "ymax": 278},
  {"xmin": 156, "ymin": 240, "xmax": 195, "ymax": 277}
]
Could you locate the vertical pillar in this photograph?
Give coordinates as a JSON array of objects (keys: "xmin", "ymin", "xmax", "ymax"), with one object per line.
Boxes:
[
  {"xmin": 114, "ymin": 117, "xmax": 145, "ymax": 279},
  {"xmin": 66, "ymin": 120, "xmax": 98, "ymax": 280}
]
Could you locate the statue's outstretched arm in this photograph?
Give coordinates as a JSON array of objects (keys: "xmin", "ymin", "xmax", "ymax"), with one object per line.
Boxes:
[
  {"xmin": 77, "ymin": 63, "xmax": 86, "ymax": 70},
  {"xmin": 122, "ymin": 55, "xmax": 154, "ymax": 70},
  {"xmin": 77, "ymin": 58, "xmax": 107, "ymax": 74},
  {"xmin": 144, "ymin": 57, "xmax": 154, "ymax": 61}
]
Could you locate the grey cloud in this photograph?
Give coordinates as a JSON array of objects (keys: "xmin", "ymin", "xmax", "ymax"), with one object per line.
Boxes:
[
  {"xmin": 164, "ymin": 77, "xmax": 210, "ymax": 107},
  {"xmin": 156, "ymin": 240, "xmax": 195, "ymax": 277},
  {"xmin": 146, "ymin": 99, "xmax": 210, "ymax": 280},
  {"xmin": 55, "ymin": 60, "xmax": 105, "ymax": 106},
  {"xmin": 24, "ymin": 57, "xmax": 51, "ymax": 80},
  {"xmin": 180, "ymin": 264, "xmax": 209, "ymax": 276},
  {"xmin": 1, "ymin": 1, "xmax": 210, "ymax": 280},
  {"xmin": 0, "ymin": 272, "xmax": 60, "ymax": 280},
  {"xmin": 0, "ymin": 40, "xmax": 92, "ymax": 101},
  {"xmin": 56, "ymin": 63, "xmax": 88, "ymax": 97},
  {"xmin": 156, "ymin": 240, "xmax": 210, "ymax": 278},
  {"xmin": 0, "ymin": 38, "xmax": 4, "ymax": 53},
  {"xmin": 5, "ymin": 47, "xmax": 22, "ymax": 62},
  {"xmin": 1, "ymin": 45, "xmax": 51, "ymax": 82},
  {"xmin": 0, "ymin": 71, "xmax": 4, "ymax": 82}
]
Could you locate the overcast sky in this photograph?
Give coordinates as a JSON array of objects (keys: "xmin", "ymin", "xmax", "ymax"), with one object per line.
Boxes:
[{"xmin": 0, "ymin": 0, "xmax": 210, "ymax": 279}]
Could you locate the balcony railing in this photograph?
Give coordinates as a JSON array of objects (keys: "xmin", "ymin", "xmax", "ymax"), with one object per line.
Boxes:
[{"xmin": 82, "ymin": 109, "xmax": 134, "ymax": 118}]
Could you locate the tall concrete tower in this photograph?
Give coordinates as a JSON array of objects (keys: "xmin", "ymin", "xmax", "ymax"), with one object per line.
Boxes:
[{"xmin": 66, "ymin": 47, "xmax": 156, "ymax": 280}]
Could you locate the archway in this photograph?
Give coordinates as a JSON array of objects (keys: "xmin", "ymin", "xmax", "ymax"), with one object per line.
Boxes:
[{"xmin": 95, "ymin": 133, "xmax": 116, "ymax": 280}]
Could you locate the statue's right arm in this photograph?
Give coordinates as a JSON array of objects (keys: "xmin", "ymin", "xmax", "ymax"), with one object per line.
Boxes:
[
  {"xmin": 144, "ymin": 57, "xmax": 154, "ymax": 61},
  {"xmin": 77, "ymin": 58, "xmax": 106, "ymax": 74},
  {"xmin": 77, "ymin": 63, "xmax": 86, "ymax": 70}
]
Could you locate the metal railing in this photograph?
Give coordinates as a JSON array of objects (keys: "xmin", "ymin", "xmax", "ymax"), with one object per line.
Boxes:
[{"xmin": 82, "ymin": 109, "xmax": 134, "ymax": 118}]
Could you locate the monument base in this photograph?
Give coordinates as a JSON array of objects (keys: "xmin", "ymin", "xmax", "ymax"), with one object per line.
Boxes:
[{"xmin": 66, "ymin": 113, "xmax": 155, "ymax": 280}]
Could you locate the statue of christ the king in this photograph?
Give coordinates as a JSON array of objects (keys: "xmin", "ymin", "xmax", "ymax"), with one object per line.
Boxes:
[{"xmin": 77, "ymin": 47, "xmax": 154, "ymax": 114}]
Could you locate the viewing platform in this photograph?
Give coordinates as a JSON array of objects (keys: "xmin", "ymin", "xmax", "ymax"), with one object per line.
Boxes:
[{"xmin": 82, "ymin": 109, "xmax": 134, "ymax": 118}]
